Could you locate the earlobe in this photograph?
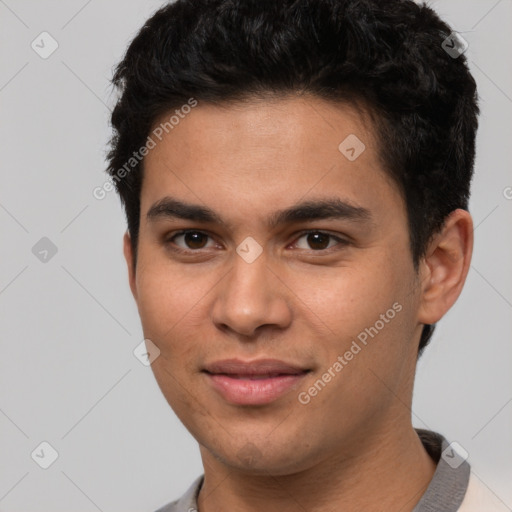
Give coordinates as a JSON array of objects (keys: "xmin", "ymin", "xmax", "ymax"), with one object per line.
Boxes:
[
  {"xmin": 123, "ymin": 231, "xmax": 138, "ymax": 302},
  {"xmin": 417, "ymin": 209, "xmax": 474, "ymax": 325}
]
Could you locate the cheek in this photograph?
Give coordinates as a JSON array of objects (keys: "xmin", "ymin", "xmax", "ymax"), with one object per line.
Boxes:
[
  {"xmin": 289, "ymin": 255, "xmax": 416, "ymax": 391},
  {"xmin": 134, "ymin": 255, "xmax": 211, "ymax": 341},
  {"xmin": 134, "ymin": 260, "xmax": 208, "ymax": 420},
  {"xmin": 285, "ymin": 259, "xmax": 404, "ymax": 340}
]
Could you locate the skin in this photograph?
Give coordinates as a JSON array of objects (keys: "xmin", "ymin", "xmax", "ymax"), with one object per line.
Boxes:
[{"xmin": 123, "ymin": 95, "xmax": 473, "ymax": 512}]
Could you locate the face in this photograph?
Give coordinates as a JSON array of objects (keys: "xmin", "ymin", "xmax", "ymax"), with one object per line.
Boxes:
[{"xmin": 125, "ymin": 96, "xmax": 427, "ymax": 475}]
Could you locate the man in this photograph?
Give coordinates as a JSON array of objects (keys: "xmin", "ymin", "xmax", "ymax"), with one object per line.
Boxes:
[{"xmin": 105, "ymin": 0, "xmax": 507, "ymax": 510}]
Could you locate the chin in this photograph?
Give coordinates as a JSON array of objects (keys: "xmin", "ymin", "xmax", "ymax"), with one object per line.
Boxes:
[{"xmin": 205, "ymin": 439, "xmax": 315, "ymax": 476}]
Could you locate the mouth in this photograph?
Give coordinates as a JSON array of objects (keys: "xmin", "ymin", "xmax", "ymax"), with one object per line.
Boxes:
[{"xmin": 202, "ymin": 358, "xmax": 311, "ymax": 405}]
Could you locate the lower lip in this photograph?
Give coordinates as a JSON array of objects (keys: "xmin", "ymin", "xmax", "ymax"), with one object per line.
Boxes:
[{"xmin": 205, "ymin": 373, "xmax": 308, "ymax": 405}]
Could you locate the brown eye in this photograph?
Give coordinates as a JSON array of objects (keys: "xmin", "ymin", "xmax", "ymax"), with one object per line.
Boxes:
[
  {"xmin": 306, "ymin": 232, "xmax": 331, "ymax": 250},
  {"xmin": 182, "ymin": 231, "xmax": 208, "ymax": 249},
  {"xmin": 168, "ymin": 231, "xmax": 214, "ymax": 251},
  {"xmin": 293, "ymin": 231, "xmax": 347, "ymax": 251}
]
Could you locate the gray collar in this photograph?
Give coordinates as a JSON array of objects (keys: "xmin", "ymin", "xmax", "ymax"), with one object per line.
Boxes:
[
  {"xmin": 156, "ymin": 429, "xmax": 470, "ymax": 512},
  {"xmin": 412, "ymin": 429, "xmax": 470, "ymax": 512}
]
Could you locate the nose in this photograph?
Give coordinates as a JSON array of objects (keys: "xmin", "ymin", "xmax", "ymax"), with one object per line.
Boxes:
[{"xmin": 211, "ymin": 249, "xmax": 292, "ymax": 339}]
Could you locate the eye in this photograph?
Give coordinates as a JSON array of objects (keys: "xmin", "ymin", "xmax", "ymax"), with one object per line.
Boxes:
[
  {"xmin": 292, "ymin": 231, "xmax": 348, "ymax": 252},
  {"xmin": 165, "ymin": 229, "xmax": 349, "ymax": 255},
  {"xmin": 166, "ymin": 230, "xmax": 217, "ymax": 252}
]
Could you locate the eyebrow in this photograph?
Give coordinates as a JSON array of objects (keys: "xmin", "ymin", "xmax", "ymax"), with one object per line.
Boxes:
[{"xmin": 146, "ymin": 196, "xmax": 372, "ymax": 229}]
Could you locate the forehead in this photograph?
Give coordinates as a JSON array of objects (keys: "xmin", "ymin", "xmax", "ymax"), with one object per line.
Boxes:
[
  {"xmin": 140, "ymin": 95, "xmax": 403, "ymax": 228},
  {"xmin": 148, "ymin": 95, "xmax": 376, "ymax": 165}
]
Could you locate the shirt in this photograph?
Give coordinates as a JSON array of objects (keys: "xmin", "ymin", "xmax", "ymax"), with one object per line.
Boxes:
[{"xmin": 154, "ymin": 429, "xmax": 509, "ymax": 512}]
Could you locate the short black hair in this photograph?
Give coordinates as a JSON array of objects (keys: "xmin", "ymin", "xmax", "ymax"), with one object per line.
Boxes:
[{"xmin": 106, "ymin": 0, "xmax": 479, "ymax": 356}]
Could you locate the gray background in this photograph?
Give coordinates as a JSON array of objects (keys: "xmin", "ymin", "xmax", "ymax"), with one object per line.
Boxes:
[{"xmin": 1, "ymin": 0, "xmax": 511, "ymax": 510}]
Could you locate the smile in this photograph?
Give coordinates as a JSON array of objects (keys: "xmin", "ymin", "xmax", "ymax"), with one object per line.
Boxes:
[{"xmin": 202, "ymin": 358, "xmax": 311, "ymax": 405}]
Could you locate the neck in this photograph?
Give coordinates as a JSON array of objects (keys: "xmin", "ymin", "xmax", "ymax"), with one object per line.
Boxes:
[{"xmin": 197, "ymin": 420, "xmax": 437, "ymax": 512}]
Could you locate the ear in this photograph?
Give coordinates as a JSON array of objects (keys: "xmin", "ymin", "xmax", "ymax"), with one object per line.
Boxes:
[
  {"xmin": 417, "ymin": 209, "xmax": 473, "ymax": 325},
  {"xmin": 123, "ymin": 231, "xmax": 138, "ymax": 302}
]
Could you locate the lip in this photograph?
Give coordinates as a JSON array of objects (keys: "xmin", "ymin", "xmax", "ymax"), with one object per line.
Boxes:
[{"xmin": 203, "ymin": 358, "xmax": 310, "ymax": 405}]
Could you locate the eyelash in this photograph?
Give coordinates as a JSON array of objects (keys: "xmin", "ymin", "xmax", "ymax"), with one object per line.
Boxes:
[{"xmin": 164, "ymin": 229, "xmax": 350, "ymax": 255}]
